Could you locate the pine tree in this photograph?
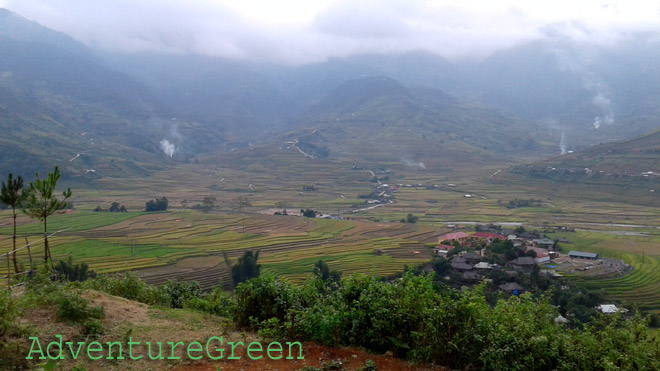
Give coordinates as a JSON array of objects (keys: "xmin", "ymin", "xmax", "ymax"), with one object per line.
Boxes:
[
  {"xmin": 0, "ymin": 174, "xmax": 27, "ymax": 273},
  {"xmin": 22, "ymin": 166, "xmax": 71, "ymax": 267}
]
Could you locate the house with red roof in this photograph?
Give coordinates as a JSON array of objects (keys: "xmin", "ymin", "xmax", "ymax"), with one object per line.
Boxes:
[
  {"xmin": 525, "ymin": 246, "xmax": 550, "ymax": 263},
  {"xmin": 470, "ymin": 232, "xmax": 507, "ymax": 244},
  {"xmin": 438, "ymin": 232, "xmax": 469, "ymax": 246}
]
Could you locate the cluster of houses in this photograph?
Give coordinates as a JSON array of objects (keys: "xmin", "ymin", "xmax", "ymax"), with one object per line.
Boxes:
[
  {"xmin": 430, "ymin": 229, "xmax": 565, "ymax": 294},
  {"xmin": 427, "ymin": 226, "xmax": 630, "ymax": 315},
  {"xmin": 432, "ymin": 229, "xmax": 557, "ymax": 263}
]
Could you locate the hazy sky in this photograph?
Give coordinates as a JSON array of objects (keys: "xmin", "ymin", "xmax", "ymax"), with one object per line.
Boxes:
[{"xmin": 2, "ymin": 0, "xmax": 659, "ymax": 63}]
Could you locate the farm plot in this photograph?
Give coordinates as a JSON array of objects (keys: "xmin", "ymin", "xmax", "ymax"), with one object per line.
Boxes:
[
  {"xmin": 2, "ymin": 208, "xmax": 438, "ymax": 288},
  {"xmin": 0, "ymin": 211, "xmax": 144, "ymax": 235}
]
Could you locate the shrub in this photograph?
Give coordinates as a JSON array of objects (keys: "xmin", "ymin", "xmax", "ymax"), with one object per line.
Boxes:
[
  {"xmin": 234, "ymin": 275, "xmax": 300, "ymax": 330},
  {"xmin": 86, "ymin": 272, "xmax": 165, "ymax": 305},
  {"xmin": 301, "ymin": 208, "xmax": 317, "ymax": 218},
  {"xmin": 108, "ymin": 201, "xmax": 127, "ymax": 212},
  {"xmin": 82, "ymin": 318, "xmax": 105, "ymax": 338},
  {"xmin": 184, "ymin": 286, "xmax": 235, "ymax": 317},
  {"xmin": 233, "ymin": 273, "xmax": 660, "ymax": 369},
  {"xmin": 162, "ymin": 279, "xmax": 201, "ymax": 309},
  {"xmin": 231, "ymin": 250, "xmax": 261, "ymax": 288},
  {"xmin": 0, "ymin": 289, "xmax": 29, "ymax": 339},
  {"xmin": 54, "ymin": 256, "xmax": 95, "ymax": 282},
  {"xmin": 0, "ymin": 290, "xmax": 30, "ymax": 369},
  {"xmin": 55, "ymin": 290, "xmax": 104, "ymax": 323}
]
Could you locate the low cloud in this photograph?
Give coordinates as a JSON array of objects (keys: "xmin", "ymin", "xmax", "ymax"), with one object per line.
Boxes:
[{"xmin": 3, "ymin": 0, "xmax": 660, "ymax": 64}]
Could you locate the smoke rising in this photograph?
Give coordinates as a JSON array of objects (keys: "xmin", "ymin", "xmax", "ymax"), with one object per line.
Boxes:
[
  {"xmin": 401, "ymin": 158, "xmax": 426, "ymax": 170},
  {"xmin": 559, "ymin": 132, "xmax": 567, "ymax": 154},
  {"xmin": 553, "ymin": 47, "xmax": 616, "ymax": 129},
  {"xmin": 159, "ymin": 139, "xmax": 176, "ymax": 157}
]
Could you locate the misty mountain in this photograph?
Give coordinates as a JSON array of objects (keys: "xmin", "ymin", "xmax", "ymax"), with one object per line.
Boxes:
[
  {"xmin": 0, "ymin": 8, "xmax": 91, "ymax": 59},
  {"xmin": 4, "ymin": 6, "xmax": 660, "ymax": 180},
  {"xmin": 105, "ymin": 40, "xmax": 660, "ymax": 153},
  {"xmin": 158, "ymin": 65, "xmax": 300, "ymax": 141},
  {"xmin": 284, "ymin": 76, "xmax": 559, "ymax": 168},
  {"xmin": 469, "ymin": 38, "xmax": 660, "ymax": 146},
  {"xmin": 263, "ymin": 52, "xmax": 461, "ymax": 107},
  {"xmin": 0, "ymin": 9, "xmax": 225, "ymax": 178}
]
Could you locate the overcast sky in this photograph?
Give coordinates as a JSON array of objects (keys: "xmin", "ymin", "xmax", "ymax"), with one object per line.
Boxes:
[{"xmin": 2, "ymin": 0, "xmax": 659, "ymax": 64}]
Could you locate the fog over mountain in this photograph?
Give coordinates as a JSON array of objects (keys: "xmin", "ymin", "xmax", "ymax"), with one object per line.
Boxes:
[
  {"xmin": 2, "ymin": 2, "xmax": 660, "ymax": 177},
  {"xmin": 2, "ymin": 0, "xmax": 659, "ymax": 63}
]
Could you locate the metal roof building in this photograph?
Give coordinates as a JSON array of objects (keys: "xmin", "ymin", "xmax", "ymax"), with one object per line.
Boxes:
[{"xmin": 568, "ymin": 251, "xmax": 598, "ymax": 260}]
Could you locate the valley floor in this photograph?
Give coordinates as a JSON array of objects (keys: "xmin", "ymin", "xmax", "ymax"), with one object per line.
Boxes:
[{"xmin": 4, "ymin": 151, "xmax": 660, "ymax": 312}]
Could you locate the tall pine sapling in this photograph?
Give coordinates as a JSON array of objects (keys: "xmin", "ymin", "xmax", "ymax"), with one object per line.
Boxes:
[
  {"xmin": 0, "ymin": 174, "xmax": 27, "ymax": 274},
  {"xmin": 231, "ymin": 250, "xmax": 260, "ymax": 287},
  {"xmin": 22, "ymin": 166, "xmax": 71, "ymax": 267}
]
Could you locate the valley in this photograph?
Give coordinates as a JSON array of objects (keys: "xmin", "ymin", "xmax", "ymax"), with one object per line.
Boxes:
[
  {"xmin": 4, "ymin": 142, "xmax": 660, "ymax": 312},
  {"xmin": 2, "ymin": 4, "xmax": 660, "ymax": 368}
]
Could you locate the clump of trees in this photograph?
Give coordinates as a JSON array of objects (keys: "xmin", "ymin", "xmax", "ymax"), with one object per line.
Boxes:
[
  {"xmin": 229, "ymin": 273, "xmax": 660, "ymax": 370},
  {"xmin": 313, "ymin": 260, "xmax": 341, "ymax": 286},
  {"xmin": 145, "ymin": 196, "xmax": 168, "ymax": 212},
  {"xmin": 400, "ymin": 213, "xmax": 419, "ymax": 223},
  {"xmin": 224, "ymin": 250, "xmax": 261, "ymax": 288},
  {"xmin": 93, "ymin": 201, "xmax": 127, "ymax": 212},
  {"xmin": 301, "ymin": 208, "xmax": 318, "ymax": 218},
  {"xmin": 191, "ymin": 196, "xmax": 216, "ymax": 212},
  {"xmin": 231, "ymin": 196, "xmax": 251, "ymax": 213}
]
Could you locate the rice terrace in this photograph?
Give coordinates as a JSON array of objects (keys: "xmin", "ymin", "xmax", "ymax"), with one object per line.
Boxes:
[{"xmin": 4, "ymin": 157, "xmax": 660, "ymax": 313}]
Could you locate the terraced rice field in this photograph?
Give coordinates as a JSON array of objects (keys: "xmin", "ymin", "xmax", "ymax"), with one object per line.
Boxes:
[
  {"xmin": 585, "ymin": 255, "xmax": 660, "ymax": 312},
  {"xmin": 550, "ymin": 230, "xmax": 660, "ymax": 313},
  {"xmin": 1, "ymin": 209, "xmax": 445, "ymax": 289},
  {"xmin": 5, "ymin": 148, "xmax": 660, "ymax": 306}
]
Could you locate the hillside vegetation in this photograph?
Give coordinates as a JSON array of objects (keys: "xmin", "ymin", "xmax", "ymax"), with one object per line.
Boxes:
[
  {"xmin": 511, "ymin": 128, "xmax": 660, "ymax": 185},
  {"xmin": 2, "ymin": 270, "xmax": 658, "ymax": 370}
]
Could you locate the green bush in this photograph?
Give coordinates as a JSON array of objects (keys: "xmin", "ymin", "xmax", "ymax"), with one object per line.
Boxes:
[
  {"xmin": 0, "ymin": 289, "xmax": 21, "ymax": 338},
  {"xmin": 86, "ymin": 272, "xmax": 165, "ymax": 305},
  {"xmin": 54, "ymin": 256, "xmax": 95, "ymax": 282},
  {"xmin": 145, "ymin": 196, "xmax": 168, "ymax": 212},
  {"xmin": 357, "ymin": 360, "xmax": 378, "ymax": 371},
  {"xmin": 0, "ymin": 291, "xmax": 29, "ymax": 369},
  {"xmin": 162, "ymin": 279, "xmax": 201, "ymax": 309},
  {"xmin": 55, "ymin": 290, "xmax": 103, "ymax": 323},
  {"xmin": 233, "ymin": 272, "xmax": 660, "ymax": 369},
  {"xmin": 184, "ymin": 286, "xmax": 235, "ymax": 317},
  {"xmin": 234, "ymin": 275, "xmax": 300, "ymax": 330},
  {"xmin": 82, "ymin": 318, "xmax": 105, "ymax": 338}
]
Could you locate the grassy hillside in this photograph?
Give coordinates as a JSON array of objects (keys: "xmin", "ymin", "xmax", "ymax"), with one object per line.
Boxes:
[
  {"xmin": 511, "ymin": 128, "xmax": 660, "ymax": 185},
  {"xmin": 0, "ymin": 10, "xmax": 225, "ymax": 178}
]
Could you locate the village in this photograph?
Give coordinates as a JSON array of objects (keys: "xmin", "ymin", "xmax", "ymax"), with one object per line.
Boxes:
[{"xmin": 429, "ymin": 225, "xmax": 631, "ymax": 315}]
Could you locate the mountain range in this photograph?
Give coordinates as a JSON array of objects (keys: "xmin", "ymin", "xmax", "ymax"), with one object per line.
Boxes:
[{"xmin": 1, "ymin": 8, "xmax": 660, "ymax": 180}]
